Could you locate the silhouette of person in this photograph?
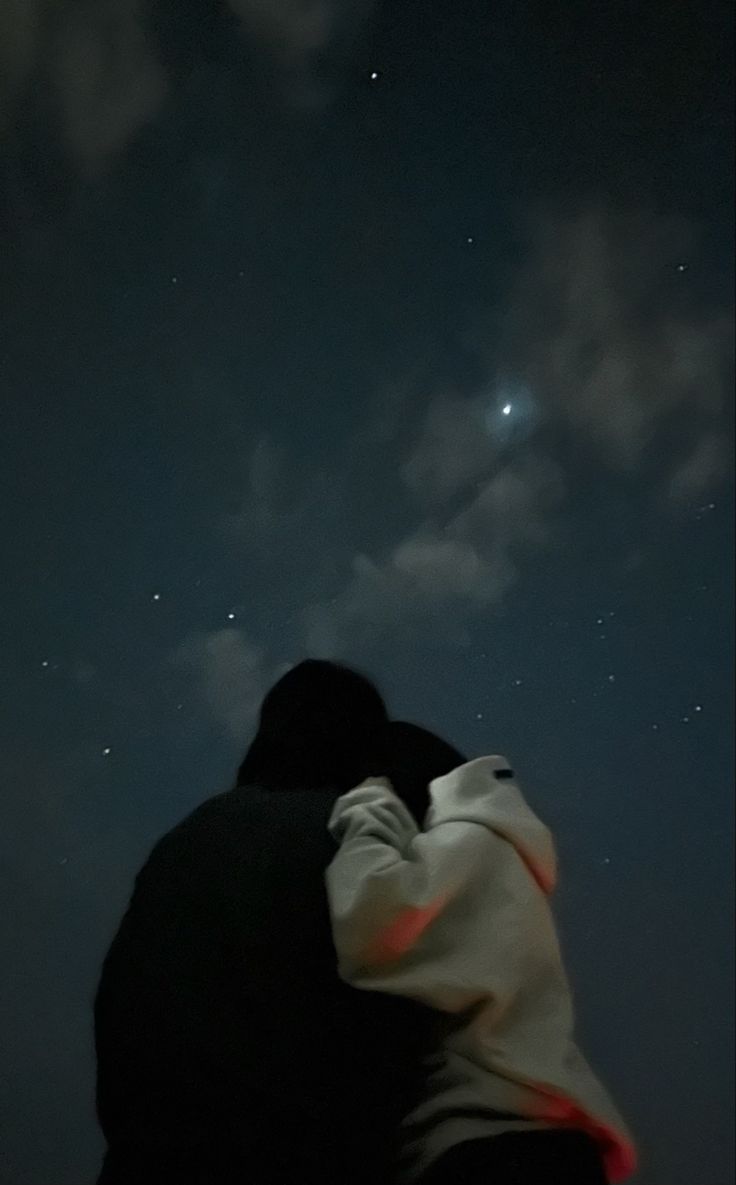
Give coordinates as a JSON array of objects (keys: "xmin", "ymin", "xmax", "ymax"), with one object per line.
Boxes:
[{"xmin": 94, "ymin": 660, "xmax": 437, "ymax": 1185}]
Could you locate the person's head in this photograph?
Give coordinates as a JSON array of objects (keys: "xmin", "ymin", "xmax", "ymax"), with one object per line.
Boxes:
[
  {"xmin": 360, "ymin": 720, "xmax": 466, "ymax": 824},
  {"xmin": 236, "ymin": 659, "xmax": 389, "ymax": 793}
]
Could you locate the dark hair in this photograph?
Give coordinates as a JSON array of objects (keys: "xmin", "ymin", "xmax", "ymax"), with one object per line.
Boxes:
[
  {"xmin": 236, "ymin": 659, "xmax": 389, "ymax": 793},
  {"xmin": 360, "ymin": 720, "xmax": 466, "ymax": 824}
]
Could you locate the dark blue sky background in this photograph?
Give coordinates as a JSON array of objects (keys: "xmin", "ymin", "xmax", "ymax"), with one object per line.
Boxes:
[{"xmin": 1, "ymin": 3, "xmax": 733, "ymax": 1183}]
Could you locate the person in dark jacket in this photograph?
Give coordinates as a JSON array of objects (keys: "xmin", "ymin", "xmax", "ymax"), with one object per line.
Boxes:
[{"xmin": 93, "ymin": 660, "xmax": 437, "ymax": 1185}]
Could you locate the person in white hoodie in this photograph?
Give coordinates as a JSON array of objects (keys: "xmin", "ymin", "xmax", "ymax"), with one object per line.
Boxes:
[{"xmin": 326, "ymin": 722, "xmax": 638, "ymax": 1185}]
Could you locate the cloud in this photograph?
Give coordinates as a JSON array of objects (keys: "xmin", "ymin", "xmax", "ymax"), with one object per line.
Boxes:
[
  {"xmin": 664, "ymin": 431, "xmax": 730, "ymax": 505},
  {"xmin": 171, "ymin": 627, "xmax": 286, "ymax": 744},
  {"xmin": 0, "ymin": 0, "xmax": 44, "ymax": 137},
  {"xmin": 1, "ymin": 0, "xmax": 373, "ymax": 172},
  {"xmin": 226, "ymin": 0, "xmax": 374, "ymax": 103},
  {"xmin": 303, "ymin": 535, "xmax": 514, "ymax": 657},
  {"xmin": 305, "ymin": 452, "xmax": 566, "ymax": 656},
  {"xmin": 221, "ymin": 433, "xmax": 351, "ymax": 601},
  {"xmin": 227, "ymin": 0, "xmax": 338, "ymax": 64},
  {"xmin": 496, "ymin": 206, "xmax": 733, "ymax": 496},
  {"xmin": 304, "ymin": 205, "xmax": 731, "ymax": 657},
  {"xmin": 400, "ymin": 394, "xmax": 500, "ymax": 506},
  {"xmin": 180, "ymin": 202, "xmax": 732, "ymax": 728},
  {"xmin": 220, "ymin": 418, "xmax": 564, "ymax": 663},
  {"xmin": 221, "ymin": 436, "xmax": 292, "ymax": 544},
  {"xmin": 54, "ymin": 0, "xmax": 167, "ymax": 175},
  {"xmin": 0, "ymin": 0, "xmax": 167, "ymax": 174}
]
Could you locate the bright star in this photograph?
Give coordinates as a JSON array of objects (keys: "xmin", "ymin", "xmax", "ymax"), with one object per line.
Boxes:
[{"xmin": 483, "ymin": 381, "xmax": 537, "ymax": 446}]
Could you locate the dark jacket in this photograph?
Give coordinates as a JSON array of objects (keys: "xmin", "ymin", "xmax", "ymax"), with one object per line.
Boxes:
[{"xmin": 94, "ymin": 783, "xmax": 437, "ymax": 1185}]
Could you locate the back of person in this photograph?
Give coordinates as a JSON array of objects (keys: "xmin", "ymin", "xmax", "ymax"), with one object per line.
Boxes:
[
  {"xmin": 96, "ymin": 783, "xmax": 437, "ymax": 1185},
  {"xmin": 94, "ymin": 663, "xmax": 438, "ymax": 1185}
]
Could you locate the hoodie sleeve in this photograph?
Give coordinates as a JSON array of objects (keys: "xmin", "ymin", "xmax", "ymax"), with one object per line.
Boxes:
[{"xmin": 326, "ymin": 757, "xmax": 557, "ymax": 1014}]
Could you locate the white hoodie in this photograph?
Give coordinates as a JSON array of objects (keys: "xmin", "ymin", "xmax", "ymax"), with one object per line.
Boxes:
[{"xmin": 326, "ymin": 756, "xmax": 637, "ymax": 1183}]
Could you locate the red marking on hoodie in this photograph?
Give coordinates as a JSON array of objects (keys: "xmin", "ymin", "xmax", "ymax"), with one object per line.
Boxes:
[
  {"xmin": 534, "ymin": 1093, "xmax": 638, "ymax": 1181},
  {"xmin": 366, "ymin": 897, "xmax": 447, "ymax": 965}
]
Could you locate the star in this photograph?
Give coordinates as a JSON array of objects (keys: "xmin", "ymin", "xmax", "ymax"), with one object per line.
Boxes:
[
  {"xmin": 227, "ymin": 612, "xmax": 236, "ymax": 620},
  {"xmin": 102, "ymin": 747, "xmax": 112, "ymax": 756},
  {"xmin": 676, "ymin": 263, "xmax": 688, "ymax": 273},
  {"xmin": 41, "ymin": 660, "xmax": 49, "ymax": 668},
  {"xmin": 152, "ymin": 593, "xmax": 161, "ymax": 601},
  {"xmin": 607, "ymin": 674, "xmax": 616, "ymax": 682},
  {"xmin": 466, "ymin": 236, "xmax": 475, "ymax": 244},
  {"xmin": 370, "ymin": 71, "xmax": 380, "ymax": 81},
  {"xmin": 502, "ymin": 403, "xmax": 512, "ymax": 415}
]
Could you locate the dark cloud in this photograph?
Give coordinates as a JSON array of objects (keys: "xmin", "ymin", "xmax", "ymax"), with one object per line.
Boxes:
[
  {"xmin": 665, "ymin": 431, "xmax": 729, "ymax": 506},
  {"xmin": 227, "ymin": 0, "xmax": 372, "ymax": 66},
  {"xmin": 0, "ymin": 0, "xmax": 43, "ymax": 136},
  {"xmin": 54, "ymin": 0, "xmax": 168, "ymax": 175},
  {"xmin": 171, "ymin": 627, "xmax": 286, "ymax": 743},
  {"xmin": 0, "ymin": 0, "xmax": 374, "ymax": 172},
  {"xmin": 304, "ymin": 452, "xmax": 565, "ymax": 657},
  {"xmin": 495, "ymin": 206, "xmax": 733, "ymax": 497},
  {"xmin": 1, "ymin": 0, "xmax": 166, "ymax": 174},
  {"xmin": 173, "ymin": 202, "xmax": 732, "ymax": 735},
  {"xmin": 304, "ymin": 206, "xmax": 732, "ymax": 656}
]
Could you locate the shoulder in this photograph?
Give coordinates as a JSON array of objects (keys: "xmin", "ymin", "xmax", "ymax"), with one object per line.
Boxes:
[{"xmin": 139, "ymin": 785, "xmax": 340, "ymax": 882}]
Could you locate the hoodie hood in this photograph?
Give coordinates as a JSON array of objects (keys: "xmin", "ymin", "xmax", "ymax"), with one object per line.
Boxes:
[{"xmin": 426, "ymin": 757, "xmax": 558, "ymax": 895}]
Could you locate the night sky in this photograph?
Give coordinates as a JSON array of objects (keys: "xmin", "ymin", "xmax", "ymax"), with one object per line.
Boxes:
[{"xmin": 1, "ymin": 3, "xmax": 733, "ymax": 1183}]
